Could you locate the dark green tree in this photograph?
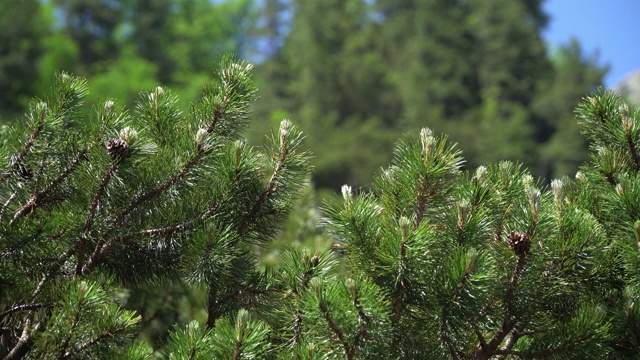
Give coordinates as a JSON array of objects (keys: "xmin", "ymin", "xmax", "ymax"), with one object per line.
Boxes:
[
  {"xmin": 0, "ymin": 0, "xmax": 47, "ymax": 115},
  {"xmin": 532, "ymin": 39, "xmax": 609, "ymax": 179},
  {"xmin": 252, "ymin": 0, "xmax": 607, "ymax": 188},
  {"xmin": 254, "ymin": 0, "xmax": 398, "ymax": 190},
  {"xmin": 2, "ymin": 55, "xmax": 640, "ymax": 359},
  {"xmin": 0, "ymin": 56, "xmax": 311, "ymax": 358},
  {"xmin": 52, "ymin": 0, "xmax": 125, "ymax": 71}
]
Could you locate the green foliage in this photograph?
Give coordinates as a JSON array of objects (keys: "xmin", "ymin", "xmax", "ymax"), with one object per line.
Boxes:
[
  {"xmin": 1, "ymin": 48, "xmax": 638, "ymax": 359},
  {"xmin": 0, "ymin": 57, "xmax": 312, "ymax": 358},
  {"xmin": 253, "ymin": 0, "xmax": 607, "ymax": 189},
  {"xmin": 0, "ymin": 0, "xmax": 48, "ymax": 114}
]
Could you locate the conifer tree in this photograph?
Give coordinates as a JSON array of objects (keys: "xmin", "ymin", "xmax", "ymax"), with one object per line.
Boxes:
[
  {"xmin": 0, "ymin": 56, "xmax": 312, "ymax": 359},
  {"xmin": 2, "ymin": 54, "xmax": 640, "ymax": 360}
]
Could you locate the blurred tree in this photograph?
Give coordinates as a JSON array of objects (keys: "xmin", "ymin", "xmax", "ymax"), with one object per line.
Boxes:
[
  {"xmin": 376, "ymin": 0, "xmax": 474, "ymax": 128},
  {"xmin": 532, "ymin": 39, "xmax": 609, "ymax": 179},
  {"xmin": 254, "ymin": 0, "xmax": 398, "ymax": 190},
  {"xmin": 0, "ymin": 0, "xmax": 47, "ymax": 115},
  {"xmin": 53, "ymin": 0, "xmax": 125, "ymax": 72},
  {"xmin": 253, "ymin": 0, "xmax": 607, "ymax": 189},
  {"xmin": 463, "ymin": 0, "xmax": 551, "ymax": 167},
  {"xmin": 128, "ymin": 0, "xmax": 175, "ymax": 84}
]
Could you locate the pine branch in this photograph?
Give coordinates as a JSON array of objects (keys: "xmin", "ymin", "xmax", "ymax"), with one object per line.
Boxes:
[
  {"xmin": 206, "ymin": 282, "xmax": 268, "ymax": 329},
  {"xmin": 0, "ymin": 192, "xmax": 17, "ymax": 225},
  {"xmin": 349, "ymin": 286, "xmax": 372, "ymax": 359},
  {"xmin": 626, "ymin": 134, "xmax": 640, "ymax": 172},
  {"xmin": 318, "ymin": 302, "xmax": 351, "ymax": 359},
  {"xmin": 3, "ymin": 314, "xmax": 40, "ymax": 360},
  {"xmin": 239, "ymin": 147, "xmax": 287, "ymax": 237},
  {"xmin": 413, "ymin": 176, "xmax": 439, "ymax": 228},
  {"xmin": 76, "ymin": 162, "xmax": 119, "ymax": 275},
  {"xmin": 57, "ymin": 307, "xmax": 82, "ymax": 359},
  {"xmin": 31, "ymin": 246, "xmax": 74, "ymax": 302},
  {"xmin": 0, "ymin": 303, "xmax": 47, "ymax": 321},
  {"xmin": 390, "ymin": 219, "xmax": 410, "ymax": 354},
  {"xmin": 82, "ymin": 149, "xmax": 209, "ymax": 274},
  {"xmin": 3, "ymin": 248, "xmax": 76, "ymax": 358},
  {"xmin": 64, "ymin": 323, "xmax": 130, "ymax": 358},
  {"xmin": 0, "ymin": 107, "xmax": 47, "ymax": 184},
  {"xmin": 441, "ymin": 262, "xmax": 475, "ymax": 359},
  {"xmin": 233, "ymin": 337, "xmax": 243, "ymax": 360},
  {"xmin": 10, "ymin": 148, "xmax": 88, "ymax": 225},
  {"xmin": 475, "ymin": 252, "xmax": 527, "ymax": 359}
]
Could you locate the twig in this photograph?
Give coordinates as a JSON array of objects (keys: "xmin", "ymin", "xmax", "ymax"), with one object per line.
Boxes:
[
  {"xmin": 82, "ymin": 150, "xmax": 208, "ymax": 274},
  {"xmin": 625, "ymin": 132, "xmax": 640, "ymax": 171},
  {"xmin": 0, "ymin": 303, "xmax": 47, "ymax": 321},
  {"xmin": 76, "ymin": 162, "xmax": 119, "ymax": 275},
  {"xmin": 318, "ymin": 302, "xmax": 351, "ymax": 359},
  {"xmin": 0, "ymin": 192, "xmax": 17, "ymax": 225},
  {"xmin": 474, "ymin": 253, "xmax": 527, "ymax": 359},
  {"xmin": 0, "ymin": 108, "xmax": 47, "ymax": 184},
  {"xmin": 10, "ymin": 148, "xmax": 88, "ymax": 225},
  {"xmin": 3, "ymin": 314, "xmax": 37, "ymax": 360}
]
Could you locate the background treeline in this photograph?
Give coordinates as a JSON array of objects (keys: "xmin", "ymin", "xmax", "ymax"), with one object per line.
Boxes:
[{"xmin": 0, "ymin": 0, "xmax": 608, "ymax": 190}]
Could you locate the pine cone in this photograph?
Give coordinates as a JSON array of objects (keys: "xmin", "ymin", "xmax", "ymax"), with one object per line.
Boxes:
[
  {"xmin": 507, "ymin": 231, "xmax": 531, "ymax": 256},
  {"xmin": 106, "ymin": 138, "xmax": 130, "ymax": 160}
]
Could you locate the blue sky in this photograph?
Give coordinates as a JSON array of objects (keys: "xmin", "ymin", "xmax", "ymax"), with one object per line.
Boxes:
[{"xmin": 542, "ymin": 0, "xmax": 640, "ymax": 87}]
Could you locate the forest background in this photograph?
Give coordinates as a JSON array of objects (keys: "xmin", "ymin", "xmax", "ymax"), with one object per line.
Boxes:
[{"xmin": 0, "ymin": 0, "xmax": 614, "ymax": 192}]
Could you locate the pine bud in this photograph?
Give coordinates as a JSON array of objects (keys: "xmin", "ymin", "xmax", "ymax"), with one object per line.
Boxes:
[
  {"xmin": 35, "ymin": 101, "xmax": 48, "ymax": 114},
  {"xmin": 473, "ymin": 165, "xmax": 487, "ymax": 183},
  {"xmin": 345, "ymin": 278, "xmax": 356, "ymax": 300},
  {"xmin": 507, "ymin": 231, "xmax": 531, "ymax": 256},
  {"xmin": 342, "ymin": 184, "xmax": 353, "ymax": 211},
  {"xmin": 119, "ymin": 126, "xmax": 137, "ymax": 146},
  {"xmin": 525, "ymin": 186, "xmax": 540, "ymax": 217},
  {"xmin": 420, "ymin": 128, "xmax": 435, "ymax": 158},
  {"xmin": 620, "ymin": 103, "xmax": 631, "ymax": 130},
  {"xmin": 551, "ymin": 179, "xmax": 563, "ymax": 207},
  {"xmin": 195, "ymin": 128, "xmax": 208, "ymax": 151},
  {"xmin": 104, "ymin": 100, "xmax": 114, "ymax": 111},
  {"xmin": 279, "ymin": 119, "xmax": 291, "ymax": 154}
]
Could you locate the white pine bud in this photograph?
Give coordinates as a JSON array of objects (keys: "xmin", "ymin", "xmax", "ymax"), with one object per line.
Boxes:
[
  {"xmin": 420, "ymin": 128, "xmax": 435, "ymax": 157},
  {"xmin": 195, "ymin": 128, "xmax": 208, "ymax": 150},
  {"xmin": 342, "ymin": 184, "xmax": 353, "ymax": 211},
  {"xmin": 551, "ymin": 179, "xmax": 563, "ymax": 207},
  {"xmin": 119, "ymin": 126, "xmax": 137, "ymax": 146}
]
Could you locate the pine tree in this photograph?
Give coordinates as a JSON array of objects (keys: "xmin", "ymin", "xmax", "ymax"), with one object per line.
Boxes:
[
  {"xmin": 0, "ymin": 56, "xmax": 312, "ymax": 358},
  {"xmin": 2, "ymin": 54, "xmax": 640, "ymax": 359}
]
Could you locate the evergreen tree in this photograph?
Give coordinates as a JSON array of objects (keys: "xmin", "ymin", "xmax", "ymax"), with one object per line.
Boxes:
[
  {"xmin": 0, "ymin": 0, "xmax": 47, "ymax": 115},
  {"xmin": 532, "ymin": 39, "xmax": 609, "ymax": 179},
  {"xmin": 0, "ymin": 56, "xmax": 311, "ymax": 358},
  {"xmin": 3, "ymin": 56, "xmax": 639, "ymax": 359},
  {"xmin": 252, "ymin": 0, "xmax": 607, "ymax": 189},
  {"xmin": 53, "ymin": 0, "xmax": 125, "ymax": 72}
]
